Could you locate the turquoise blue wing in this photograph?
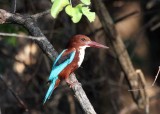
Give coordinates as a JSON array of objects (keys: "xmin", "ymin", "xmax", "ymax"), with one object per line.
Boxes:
[
  {"xmin": 48, "ymin": 50, "xmax": 76, "ymax": 81},
  {"xmin": 44, "ymin": 50, "xmax": 76, "ymax": 103},
  {"xmin": 53, "ymin": 49, "xmax": 67, "ymax": 66}
]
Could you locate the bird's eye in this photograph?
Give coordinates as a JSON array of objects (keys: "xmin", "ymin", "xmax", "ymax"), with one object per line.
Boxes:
[{"xmin": 81, "ymin": 38, "xmax": 86, "ymax": 41}]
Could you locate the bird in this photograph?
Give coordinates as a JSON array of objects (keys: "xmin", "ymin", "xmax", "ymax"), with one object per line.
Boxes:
[{"xmin": 43, "ymin": 34, "xmax": 108, "ymax": 103}]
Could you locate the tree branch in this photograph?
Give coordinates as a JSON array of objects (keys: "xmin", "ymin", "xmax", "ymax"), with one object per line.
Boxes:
[
  {"xmin": 0, "ymin": 9, "xmax": 96, "ymax": 114},
  {"xmin": 92, "ymin": 0, "xmax": 148, "ymax": 110},
  {"xmin": 152, "ymin": 66, "xmax": 160, "ymax": 86},
  {"xmin": 31, "ymin": 9, "xmax": 50, "ymax": 20},
  {"xmin": 10, "ymin": 0, "xmax": 17, "ymax": 13},
  {"xmin": 0, "ymin": 32, "xmax": 44, "ymax": 40}
]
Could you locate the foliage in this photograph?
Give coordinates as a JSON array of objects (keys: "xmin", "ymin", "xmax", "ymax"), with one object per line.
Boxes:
[
  {"xmin": 50, "ymin": 0, "xmax": 95, "ymax": 23},
  {"xmin": 51, "ymin": 0, "xmax": 69, "ymax": 18},
  {"xmin": 0, "ymin": 25, "xmax": 18, "ymax": 46}
]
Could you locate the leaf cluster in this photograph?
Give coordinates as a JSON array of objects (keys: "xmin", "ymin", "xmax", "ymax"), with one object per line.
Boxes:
[{"xmin": 51, "ymin": 0, "xmax": 95, "ymax": 23}]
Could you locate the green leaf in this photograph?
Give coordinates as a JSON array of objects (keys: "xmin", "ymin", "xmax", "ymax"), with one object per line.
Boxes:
[
  {"xmin": 80, "ymin": 0, "xmax": 91, "ymax": 5},
  {"xmin": 81, "ymin": 7, "xmax": 95, "ymax": 22},
  {"xmin": 51, "ymin": 0, "xmax": 54, "ymax": 3},
  {"xmin": 65, "ymin": 4, "xmax": 83, "ymax": 23},
  {"xmin": 51, "ymin": 0, "xmax": 69, "ymax": 18}
]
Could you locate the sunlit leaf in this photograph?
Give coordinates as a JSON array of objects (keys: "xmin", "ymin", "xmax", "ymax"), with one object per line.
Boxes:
[
  {"xmin": 51, "ymin": 0, "xmax": 69, "ymax": 18},
  {"xmin": 80, "ymin": 0, "xmax": 91, "ymax": 5},
  {"xmin": 82, "ymin": 7, "xmax": 95, "ymax": 22},
  {"xmin": 65, "ymin": 4, "xmax": 83, "ymax": 23}
]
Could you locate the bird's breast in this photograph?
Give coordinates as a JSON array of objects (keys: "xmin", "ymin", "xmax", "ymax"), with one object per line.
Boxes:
[{"xmin": 77, "ymin": 47, "xmax": 86, "ymax": 67}]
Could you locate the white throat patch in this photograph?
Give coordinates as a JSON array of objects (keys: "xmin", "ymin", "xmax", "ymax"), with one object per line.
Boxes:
[{"xmin": 77, "ymin": 46, "xmax": 88, "ymax": 67}]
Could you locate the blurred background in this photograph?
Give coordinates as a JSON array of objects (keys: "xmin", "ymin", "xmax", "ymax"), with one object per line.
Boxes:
[{"xmin": 0, "ymin": 0, "xmax": 160, "ymax": 114}]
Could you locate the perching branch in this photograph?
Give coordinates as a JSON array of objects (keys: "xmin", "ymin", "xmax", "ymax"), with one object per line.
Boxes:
[
  {"xmin": 92, "ymin": 0, "xmax": 148, "ymax": 111},
  {"xmin": 0, "ymin": 9, "xmax": 96, "ymax": 114}
]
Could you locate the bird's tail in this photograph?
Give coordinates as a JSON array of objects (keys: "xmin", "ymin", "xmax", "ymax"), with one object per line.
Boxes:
[
  {"xmin": 43, "ymin": 77, "xmax": 59, "ymax": 104},
  {"xmin": 54, "ymin": 79, "xmax": 60, "ymax": 89}
]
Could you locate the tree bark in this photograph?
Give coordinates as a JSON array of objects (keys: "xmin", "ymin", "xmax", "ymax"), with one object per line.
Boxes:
[{"xmin": 92, "ymin": 0, "xmax": 148, "ymax": 110}]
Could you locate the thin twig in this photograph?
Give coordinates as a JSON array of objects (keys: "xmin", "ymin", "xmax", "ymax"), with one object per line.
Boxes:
[
  {"xmin": 152, "ymin": 66, "xmax": 160, "ymax": 86},
  {"xmin": 88, "ymin": 11, "xmax": 139, "ymax": 37},
  {"xmin": 32, "ymin": 9, "xmax": 50, "ymax": 20},
  {"xmin": 0, "ymin": 32, "xmax": 44, "ymax": 40},
  {"xmin": 11, "ymin": 0, "xmax": 17, "ymax": 13},
  {"xmin": 0, "ymin": 75, "xmax": 29, "ymax": 111},
  {"xmin": 127, "ymin": 66, "xmax": 160, "ymax": 114},
  {"xmin": 128, "ymin": 66, "xmax": 160, "ymax": 91},
  {"xmin": 151, "ymin": 22, "xmax": 160, "ymax": 31},
  {"xmin": 114, "ymin": 10, "xmax": 139, "ymax": 23},
  {"xmin": 128, "ymin": 86, "xmax": 152, "ymax": 91}
]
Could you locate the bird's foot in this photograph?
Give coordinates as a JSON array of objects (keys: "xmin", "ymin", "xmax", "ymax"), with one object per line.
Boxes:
[{"xmin": 65, "ymin": 78, "xmax": 81, "ymax": 88}]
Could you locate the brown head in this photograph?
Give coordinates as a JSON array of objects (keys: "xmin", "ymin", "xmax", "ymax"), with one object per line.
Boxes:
[{"xmin": 68, "ymin": 34, "xmax": 109, "ymax": 49}]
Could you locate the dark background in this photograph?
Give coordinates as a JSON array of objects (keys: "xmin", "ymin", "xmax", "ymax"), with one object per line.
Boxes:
[{"xmin": 0, "ymin": 0, "xmax": 160, "ymax": 114}]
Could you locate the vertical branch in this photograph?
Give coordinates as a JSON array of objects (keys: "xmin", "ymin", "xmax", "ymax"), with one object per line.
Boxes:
[
  {"xmin": 11, "ymin": 0, "xmax": 17, "ymax": 13},
  {"xmin": 92, "ymin": 0, "xmax": 148, "ymax": 109},
  {"xmin": 136, "ymin": 70, "xmax": 149, "ymax": 113}
]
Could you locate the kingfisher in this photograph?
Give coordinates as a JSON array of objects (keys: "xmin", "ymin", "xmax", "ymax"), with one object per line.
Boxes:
[{"xmin": 43, "ymin": 34, "xmax": 108, "ymax": 103}]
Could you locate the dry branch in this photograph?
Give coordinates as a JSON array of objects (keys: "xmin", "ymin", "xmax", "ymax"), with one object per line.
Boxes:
[
  {"xmin": 31, "ymin": 10, "xmax": 50, "ymax": 20},
  {"xmin": 0, "ymin": 9, "xmax": 96, "ymax": 114},
  {"xmin": 92, "ymin": 0, "xmax": 148, "ymax": 110},
  {"xmin": 0, "ymin": 32, "xmax": 44, "ymax": 40},
  {"xmin": 152, "ymin": 66, "xmax": 160, "ymax": 86}
]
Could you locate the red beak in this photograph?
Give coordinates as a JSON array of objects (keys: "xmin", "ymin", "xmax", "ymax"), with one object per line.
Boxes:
[{"xmin": 86, "ymin": 41, "xmax": 109, "ymax": 49}]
